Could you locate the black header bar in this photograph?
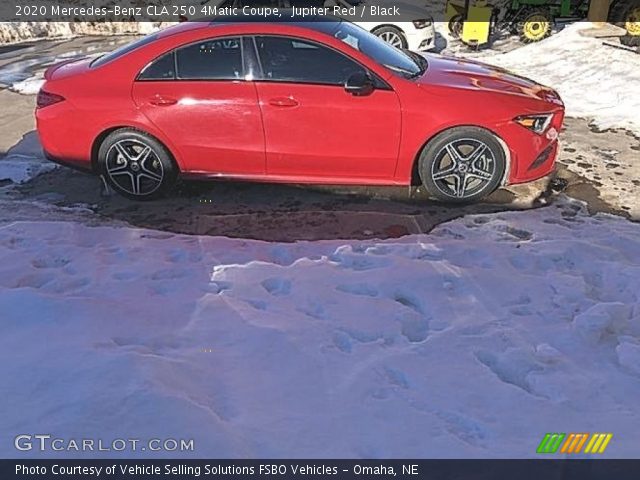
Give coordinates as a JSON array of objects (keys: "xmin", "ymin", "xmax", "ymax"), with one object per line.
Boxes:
[{"xmin": 0, "ymin": 0, "xmax": 628, "ymax": 23}]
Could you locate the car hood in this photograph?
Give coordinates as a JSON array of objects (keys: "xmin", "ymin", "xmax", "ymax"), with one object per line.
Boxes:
[{"xmin": 417, "ymin": 54, "xmax": 563, "ymax": 105}]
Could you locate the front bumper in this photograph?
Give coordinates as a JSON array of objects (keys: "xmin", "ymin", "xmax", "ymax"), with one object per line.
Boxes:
[
  {"xmin": 406, "ymin": 25, "xmax": 437, "ymax": 51},
  {"xmin": 498, "ymin": 109, "xmax": 564, "ymax": 185}
]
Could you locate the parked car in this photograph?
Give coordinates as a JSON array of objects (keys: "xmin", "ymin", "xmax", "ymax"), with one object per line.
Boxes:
[
  {"xmin": 36, "ymin": 17, "xmax": 564, "ymax": 202},
  {"xmin": 195, "ymin": 0, "xmax": 436, "ymax": 50}
]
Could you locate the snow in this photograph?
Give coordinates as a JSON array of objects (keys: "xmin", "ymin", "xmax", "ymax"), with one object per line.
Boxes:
[
  {"xmin": 9, "ymin": 75, "xmax": 45, "ymax": 94},
  {"xmin": 0, "ymin": 21, "xmax": 168, "ymax": 45},
  {"xmin": 1, "ymin": 198, "xmax": 639, "ymax": 458},
  {"xmin": 471, "ymin": 23, "xmax": 640, "ymax": 134},
  {"xmin": 0, "ymin": 153, "xmax": 57, "ymax": 184}
]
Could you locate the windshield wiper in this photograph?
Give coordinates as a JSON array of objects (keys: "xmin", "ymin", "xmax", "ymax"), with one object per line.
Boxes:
[{"xmin": 383, "ymin": 64, "xmax": 417, "ymax": 78}]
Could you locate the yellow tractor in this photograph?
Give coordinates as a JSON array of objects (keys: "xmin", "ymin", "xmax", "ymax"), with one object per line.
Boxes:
[{"xmin": 446, "ymin": 0, "xmax": 495, "ymax": 47}]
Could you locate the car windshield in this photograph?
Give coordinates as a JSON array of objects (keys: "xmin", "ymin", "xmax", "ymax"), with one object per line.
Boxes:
[{"xmin": 310, "ymin": 21, "xmax": 425, "ymax": 79}]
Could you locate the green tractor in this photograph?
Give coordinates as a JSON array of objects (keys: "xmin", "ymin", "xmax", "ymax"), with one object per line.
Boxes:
[
  {"xmin": 609, "ymin": 0, "xmax": 640, "ymax": 46},
  {"xmin": 446, "ymin": 0, "xmax": 640, "ymax": 46},
  {"xmin": 502, "ymin": 0, "xmax": 590, "ymax": 43}
]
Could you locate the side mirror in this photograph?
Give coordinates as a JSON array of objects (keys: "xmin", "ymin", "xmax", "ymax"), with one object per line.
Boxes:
[{"xmin": 344, "ymin": 71, "xmax": 375, "ymax": 97}]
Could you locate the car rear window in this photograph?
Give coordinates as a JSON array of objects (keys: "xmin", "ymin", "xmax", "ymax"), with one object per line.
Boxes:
[
  {"xmin": 138, "ymin": 52, "xmax": 176, "ymax": 80},
  {"xmin": 91, "ymin": 34, "xmax": 159, "ymax": 68}
]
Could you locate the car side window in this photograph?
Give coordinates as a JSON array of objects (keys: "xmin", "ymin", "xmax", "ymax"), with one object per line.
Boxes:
[
  {"xmin": 138, "ymin": 52, "xmax": 176, "ymax": 80},
  {"xmin": 175, "ymin": 38, "xmax": 243, "ymax": 80},
  {"xmin": 254, "ymin": 36, "xmax": 367, "ymax": 86}
]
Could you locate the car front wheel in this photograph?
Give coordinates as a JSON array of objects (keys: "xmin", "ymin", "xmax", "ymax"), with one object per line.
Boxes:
[
  {"xmin": 97, "ymin": 129, "xmax": 177, "ymax": 201},
  {"xmin": 418, "ymin": 127, "xmax": 506, "ymax": 203}
]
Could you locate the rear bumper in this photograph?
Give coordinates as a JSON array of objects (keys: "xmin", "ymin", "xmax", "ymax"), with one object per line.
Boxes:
[
  {"xmin": 36, "ymin": 93, "xmax": 95, "ymax": 173},
  {"xmin": 43, "ymin": 150, "xmax": 94, "ymax": 174}
]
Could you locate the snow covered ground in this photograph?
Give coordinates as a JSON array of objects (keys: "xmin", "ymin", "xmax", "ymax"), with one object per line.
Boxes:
[
  {"xmin": 1, "ymin": 198, "xmax": 639, "ymax": 458},
  {"xmin": 472, "ymin": 23, "xmax": 640, "ymax": 134},
  {"xmin": 0, "ymin": 21, "xmax": 167, "ymax": 45}
]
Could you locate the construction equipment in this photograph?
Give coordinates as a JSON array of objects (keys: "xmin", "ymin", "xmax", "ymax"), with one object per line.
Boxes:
[
  {"xmin": 446, "ymin": 0, "xmax": 640, "ymax": 46},
  {"xmin": 607, "ymin": 0, "xmax": 640, "ymax": 46},
  {"xmin": 445, "ymin": 0, "xmax": 496, "ymax": 47}
]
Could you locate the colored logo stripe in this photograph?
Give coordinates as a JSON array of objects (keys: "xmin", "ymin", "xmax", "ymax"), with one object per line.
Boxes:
[
  {"xmin": 537, "ymin": 433, "xmax": 565, "ymax": 453},
  {"xmin": 584, "ymin": 433, "xmax": 613, "ymax": 454},
  {"xmin": 560, "ymin": 433, "xmax": 588, "ymax": 453},
  {"xmin": 538, "ymin": 433, "xmax": 613, "ymax": 454}
]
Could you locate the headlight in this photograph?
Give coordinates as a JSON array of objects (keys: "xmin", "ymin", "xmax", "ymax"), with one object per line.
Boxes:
[
  {"xmin": 413, "ymin": 18, "xmax": 433, "ymax": 29},
  {"xmin": 514, "ymin": 114, "xmax": 554, "ymax": 134}
]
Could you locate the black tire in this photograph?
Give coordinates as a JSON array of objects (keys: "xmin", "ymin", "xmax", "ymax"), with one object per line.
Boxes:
[
  {"xmin": 609, "ymin": 0, "xmax": 640, "ymax": 47},
  {"xmin": 97, "ymin": 128, "xmax": 177, "ymax": 201},
  {"xmin": 448, "ymin": 15, "xmax": 463, "ymax": 39},
  {"xmin": 418, "ymin": 127, "xmax": 506, "ymax": 203},
  {"xmin": 372, "ymin": 26, "xmax": 408, "ymax": 49},
  {"xmin": 517, "ymin": 9, "xmax": 553, "ymax": 43}
]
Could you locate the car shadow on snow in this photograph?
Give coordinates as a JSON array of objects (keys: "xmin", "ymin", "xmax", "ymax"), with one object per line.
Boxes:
[{"xmin": 7, "ymin": 130, "xmax": 557, "ymax": 242}]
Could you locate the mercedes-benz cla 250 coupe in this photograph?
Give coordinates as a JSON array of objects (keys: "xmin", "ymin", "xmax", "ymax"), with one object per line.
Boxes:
[{"xmin": 36, "ymin": 18, "xmax": 564, "ymax": 202}]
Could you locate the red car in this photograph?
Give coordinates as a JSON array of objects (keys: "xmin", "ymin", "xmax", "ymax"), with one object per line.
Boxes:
[{"xmin": 36, "ymin": 17, "xmax": 564, "ymax": 202}]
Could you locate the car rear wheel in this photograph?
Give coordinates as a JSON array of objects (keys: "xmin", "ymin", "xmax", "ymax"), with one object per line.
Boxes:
[
  {"xmin": 372, "ymin": 26, "xmax": 408, "ymax": 49},
  {"xmin": 418, "ymin": 127, "xmax": 506, "ymax": 203},
  {"xmin": 97, "ymin": 129, "xmax": 177, "ymax": 201}
]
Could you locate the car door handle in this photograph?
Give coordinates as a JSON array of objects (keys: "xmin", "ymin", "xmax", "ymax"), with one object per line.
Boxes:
[
  {"xmin": 268, "ymin": 97, "xmax": 299, "ymax": 108},
  {"xmin": 149, "ymin": 95, "xmax": 178, "ymax": 106}
]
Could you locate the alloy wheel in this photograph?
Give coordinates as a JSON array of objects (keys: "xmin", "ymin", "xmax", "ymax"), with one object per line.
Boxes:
[
  {"xmin": 378, "ymin": 31, "xmax": 405, "ymax": 49},
  {"xmin": 430, "ymin": 138, "xmax": 497, "ymax": 199},
  {"xmin": 105, "ymin": 139, "xmax": 164, "ymax": 196}
]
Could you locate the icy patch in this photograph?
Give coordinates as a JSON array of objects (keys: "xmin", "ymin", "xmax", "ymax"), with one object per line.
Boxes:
[{"xmin": 0, "ymin": 153, "xmax": 57, "ymax": 184}]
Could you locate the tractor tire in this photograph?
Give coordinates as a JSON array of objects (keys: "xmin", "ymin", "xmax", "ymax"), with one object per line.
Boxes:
[
  {"xmin": 517, "ymin": 9, "xmax": 553, "ymax": 43},
  {"xmin": 610, "ymin": 0, "xmax": 640, "ymax": 47},
  {"xmin": 448, "ymin": 15, "xmax": 463, "ymax": 39}
]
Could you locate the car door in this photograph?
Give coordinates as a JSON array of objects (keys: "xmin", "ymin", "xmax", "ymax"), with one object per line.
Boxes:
[
  {"xmin": 251, "ymin": 35, "xmax": 402, "ymax": 180},
  {"xmin": 132, "ymin": 36, "xmax": 265, "ymax": 175}
]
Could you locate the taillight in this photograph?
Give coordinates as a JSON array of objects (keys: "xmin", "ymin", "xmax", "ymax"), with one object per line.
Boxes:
[{"xmin": 37, "ymin": 90, "xmax": 65, "ymax": 109}]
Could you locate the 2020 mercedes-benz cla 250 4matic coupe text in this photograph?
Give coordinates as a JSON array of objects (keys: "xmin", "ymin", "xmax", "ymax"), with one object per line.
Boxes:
[{"xmin": 36, "ymin": 18, "xmax": 564, "ymax": 202}]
